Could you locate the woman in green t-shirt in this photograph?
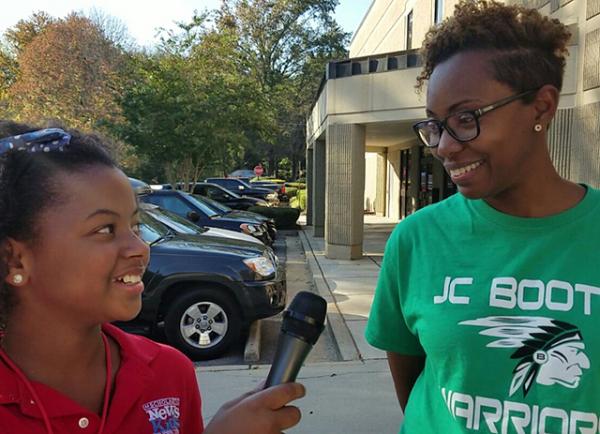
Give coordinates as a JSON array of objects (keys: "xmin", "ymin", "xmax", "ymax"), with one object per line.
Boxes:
[{"xmin": 366, "ymin": 1, "xmax": 599, "ymax": 433}]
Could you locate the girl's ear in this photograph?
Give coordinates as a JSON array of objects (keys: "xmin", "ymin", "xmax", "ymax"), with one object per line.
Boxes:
[
  {"xmin": 532, "ymin": 84, "xmax": 560, "ymax": 127},
  {"xmin": 3, "ymin": 238, "xmax": 32, "ymax": 287}
]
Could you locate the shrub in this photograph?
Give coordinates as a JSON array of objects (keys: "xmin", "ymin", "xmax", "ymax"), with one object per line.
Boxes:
[
  {"xmin": 248, "ymin": 206, "xmax": 301, "ymax": 229},
  {"xmin": 286, "ymin": 187, "xmax": 298, "ymax": 199},
  {"xmin": 286, "ymin": 182, "xmax": 306, "ymax": 189},
  {"xmin": 290, "ymin": 189, "xmax": 307, "ymax": 211},
  {"xmin": 251, "ymin": 176, "xmax": 287, "ymax": 184}
]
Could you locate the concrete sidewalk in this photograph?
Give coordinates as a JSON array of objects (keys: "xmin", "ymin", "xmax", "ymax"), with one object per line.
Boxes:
[
  {"xmin": 197, "ymin": 360, "xmax": 402, "ymax": 433},
  {"xmin": 298, "ymin": 215, "xmax": 397, "ymax": 362},
  {"xmin": 196, "ymin": 216, "xmax": 402, "ymax": 433}
]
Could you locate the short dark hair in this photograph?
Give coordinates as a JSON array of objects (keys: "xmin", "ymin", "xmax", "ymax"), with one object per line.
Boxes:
[
  {"xmin": 416, "ymin": 0, "xmax": 571, "ymax": 95},
  {"xmin": 0, "ymin": 120, "xmax": 117, "ymax": 328}
]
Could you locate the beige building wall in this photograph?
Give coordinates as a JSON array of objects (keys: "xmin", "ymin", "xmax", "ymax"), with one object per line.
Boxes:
[
  {"xmin": 508, "ymin": 0, "xmax": 600, "ymax": 188},
  {"xmin": 346, "ymin": 0, "xmax": 600, "ymax": 192},
  {"xmin": 350, "ymin": 0, "xmax": 461, "ymax": 57}
]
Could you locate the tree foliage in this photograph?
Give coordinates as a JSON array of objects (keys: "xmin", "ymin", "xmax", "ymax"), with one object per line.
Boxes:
[
  {"xmin": 116, "ymin": 13, "xmax": 266, "ymax": 187},
  {"xmin": 217, "ymin": 0, "xmax": 349, "ymax": 178},
  {"xmin": 1, "ymin": 1, "xmax": 350, "ymax": 182},
  {"xmin": 6, "ymin": 14, "xmax": 125, "ymax": 130},
  {"xmin": 0, "ymin": 12, "xmax": 55, "ymax": 108}
]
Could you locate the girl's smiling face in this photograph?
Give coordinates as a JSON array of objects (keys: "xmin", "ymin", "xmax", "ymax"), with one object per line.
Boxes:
[{"xmin": 13, "ymin": 165, "xmax": 150, "ymax": 326}]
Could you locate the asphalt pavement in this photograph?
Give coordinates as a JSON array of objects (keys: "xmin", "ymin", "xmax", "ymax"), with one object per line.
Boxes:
[{"xmin": 198, "ymin": 230, "xmax": 340, "ymax": 367}]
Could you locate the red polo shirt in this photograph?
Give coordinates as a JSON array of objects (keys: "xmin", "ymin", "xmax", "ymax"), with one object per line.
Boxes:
[{"xmin": 0, "ymin": 323, "xmax": 204, "ymax": 434}]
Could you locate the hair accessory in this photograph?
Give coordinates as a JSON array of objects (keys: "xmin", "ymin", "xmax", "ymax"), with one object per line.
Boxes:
[
  {"xmin": 12, "ymin": 274, "xmax": 23, "ymax": 284},
  {"xmin": 534, "ymin": 124, "xmax": 543, "ymax": 132},
  {"xmin": 0, "ymin": 128, "xmax": 71, "ymax": 156}
]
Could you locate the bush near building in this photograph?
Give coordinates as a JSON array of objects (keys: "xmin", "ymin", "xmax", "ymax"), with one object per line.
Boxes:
[
  {"xmin": 248, "ymin": 206, "xmax": 301, "ymax": 229},
  {"xmin": 250, "ymin": 176, "xmax": 287, "ymax": 184},
  {"xmin": 286, "ymin": 182, "xmax": 306, "ymax": 189},
  {"xmin": 290, "ymin": 189, "xmax": 307, "ymax": 211},
  {"xmin": 286, "ymin": 187, "xmax": 298, "ymax": 199},
  {"xmin": 285, "ymin": 182, "xmax": 306, "ymax": 200}
]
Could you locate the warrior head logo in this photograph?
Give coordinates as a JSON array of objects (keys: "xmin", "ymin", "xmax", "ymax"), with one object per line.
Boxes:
[{"xmin": 460, "ymin": 316, "xmax": 590, "ymax": 397}]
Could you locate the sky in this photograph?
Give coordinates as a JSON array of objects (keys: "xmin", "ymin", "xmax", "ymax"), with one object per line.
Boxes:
[{"xmin": 0, "ymin": 0, "xmax": 373, "ymax": 48}]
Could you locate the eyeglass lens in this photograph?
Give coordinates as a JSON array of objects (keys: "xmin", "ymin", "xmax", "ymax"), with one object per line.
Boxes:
[{"xmin": 418, "ymin": 111, "xmax": 479, "ymax": 147}]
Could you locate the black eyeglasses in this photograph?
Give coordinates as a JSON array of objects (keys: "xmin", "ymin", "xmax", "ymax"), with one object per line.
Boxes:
[
  {"xmin": 412, "ymin": 89, "xmax": 539, "ymax": 148},
  {"xmin": 0, "ymin": 128, "xmax": 71, "ymax": 156}
]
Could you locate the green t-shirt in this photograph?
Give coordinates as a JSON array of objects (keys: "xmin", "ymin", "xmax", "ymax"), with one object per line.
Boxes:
[{"xmin": 365, "ymin": 188, "xmax": 600, "ymax": 434}]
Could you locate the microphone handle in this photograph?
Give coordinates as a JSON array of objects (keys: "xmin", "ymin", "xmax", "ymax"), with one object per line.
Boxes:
[{"xmin": 264, "ymin": 333, "xmax": 312, "ymax": 388}]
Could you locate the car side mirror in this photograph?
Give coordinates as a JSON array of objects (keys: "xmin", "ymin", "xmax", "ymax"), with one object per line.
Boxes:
[{"xmin": 187, "ymin": 211, "xmax": 200, "ymax": 222}]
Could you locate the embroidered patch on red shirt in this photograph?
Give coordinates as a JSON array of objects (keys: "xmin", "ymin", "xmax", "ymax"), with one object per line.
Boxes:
[{"xmin": 143, "ymin": 397, "xmax": 182, "ymax": 433}]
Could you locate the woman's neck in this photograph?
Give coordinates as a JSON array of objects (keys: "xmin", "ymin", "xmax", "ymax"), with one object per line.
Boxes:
[{"xmin": 484, "ymin": 153, "xmax": 585, "ymax": 217}]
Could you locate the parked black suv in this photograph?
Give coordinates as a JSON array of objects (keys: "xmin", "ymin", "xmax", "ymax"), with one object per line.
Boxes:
[
  {"xmin": 116, "ymin": 210, "xmax": 285, "ymax": 359},
  {"xmin": 193, "ymin": 182, "xmax": 268, "ymax": 210},
  {"xmin": 193, "ymin": 194, "xmax": 277, "ymax": 241},
  {"xmin": 141, "ymin": 202, "xmax": 266, "ymax": 246},
  {"xmin": 140, "ymin": 189, "xmax": 273, "ymax": 245},
  {"xmin": 205, "ymin": 177, "xmax": 278, "ymax": 202}
]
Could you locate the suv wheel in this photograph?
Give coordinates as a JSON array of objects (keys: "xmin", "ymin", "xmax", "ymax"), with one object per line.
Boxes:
[{"xmin": 164, "ymin": 288, "xmax": 241, "ymax": 360}]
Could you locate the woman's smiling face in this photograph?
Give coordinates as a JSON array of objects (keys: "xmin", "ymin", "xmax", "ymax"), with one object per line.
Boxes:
[
  {"xmin": 15, "ymin": 165, "xmax": 150, "ymax": 326},
  {"xmin": 426, "ymin": 51, "xmax": 542, "ymax": 202}
]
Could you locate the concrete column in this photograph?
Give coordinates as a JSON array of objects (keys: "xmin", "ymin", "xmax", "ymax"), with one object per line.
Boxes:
[
  {"xmin": 375, "ymin": 150, "xmax": 387, "ymax": 215},
  {"xmin": 325, "ymin": 124, "xmax": 366, "ymax": 260},
  {"xmin": 306, "ymin": 147, "xmax": 314, "ymax": 225},
  {"xmin": 312, "ymin": 139, "xmax": 326, "ymax": 237}
]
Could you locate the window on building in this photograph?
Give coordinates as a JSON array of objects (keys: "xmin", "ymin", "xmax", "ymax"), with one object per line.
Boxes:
[
  {"xmin": 434, "ymin": 0, "xmax": 444, "ymax": 24},
  {"xmin": 406, "ymin": 11, "xmax": 413, "ymax": 50}
]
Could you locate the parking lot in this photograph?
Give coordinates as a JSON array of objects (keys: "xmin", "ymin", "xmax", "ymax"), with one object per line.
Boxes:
[{"xmin": 199, "ymin": 230, "xmax": 340, "ymax": 367}]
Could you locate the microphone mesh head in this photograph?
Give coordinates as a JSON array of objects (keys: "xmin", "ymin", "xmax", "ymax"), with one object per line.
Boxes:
[{"xmin": 282, "ymin": 291, "xmax": 327, "ymax": 345}]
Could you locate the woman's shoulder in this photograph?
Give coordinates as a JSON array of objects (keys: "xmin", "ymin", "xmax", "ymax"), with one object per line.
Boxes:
[
  {"xmin": 381, "ymin": 194, "xmax": 467, "ymax": 256},
  {"xmin": 392, "ymin": 193, "xmax": 467, "ymax": 235}
]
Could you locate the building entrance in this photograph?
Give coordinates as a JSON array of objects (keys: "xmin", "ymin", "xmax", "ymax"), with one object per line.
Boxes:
[
  {"xmin": 400, "ymin": 149, "xmax": 413, "ymax": 218},
  {"xmin": 398, "ymin": 146, "xmax": 457, "ymax": 220}
]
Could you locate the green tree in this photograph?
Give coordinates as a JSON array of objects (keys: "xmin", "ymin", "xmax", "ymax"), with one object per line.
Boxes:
[
  {"xmin": 116, "ymin": 13, "xmax": 265, "ymax": 187},
  {"xmin": 217, "ymin": 0, "xmax": 349, "ymax": 178}
]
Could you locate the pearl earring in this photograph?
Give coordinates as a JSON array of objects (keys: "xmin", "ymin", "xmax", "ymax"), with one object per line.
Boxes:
[
  {"xmin": 534, "ymin": 124, "xmax": 543, "ymax": 132},
  {"xmin": 12, "ymin": 274, "xmax": 23, "ymax": 284}
]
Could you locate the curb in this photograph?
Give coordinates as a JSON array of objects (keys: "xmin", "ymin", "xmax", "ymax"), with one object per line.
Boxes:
[
  {"xmin": 243, "ymin": 320, "xmax": 262, "ymax": 362},
  {"xmin": 298, "ymin": 229, "xmax": 361, "ymax": 361}
]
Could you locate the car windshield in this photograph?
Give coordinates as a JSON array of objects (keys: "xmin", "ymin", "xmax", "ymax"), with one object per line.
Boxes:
[
  {"xmin": 147, "ymin": 207, "xmax": 207, "ymax": 235},
  {"xmin": 218, "ymin": 185, "xmax": 242, "ymax": 199},
  {"xmin": 138, "ymin": 211, "xmax": 171, "ymax": 244},
  {"xmin": 194, "ymin": 194, "xmax": 232, "ymax": 214},
  {"xmin": 184, "ymin": 192, "xmax": 220, "ymax": 218},
  {"xmin": 239, "ymin": 179, "xmax": 253, "ymax": 188},
  {"xmin": 205, "ymin": 180, "xmax": 244, "ymax": 197}
]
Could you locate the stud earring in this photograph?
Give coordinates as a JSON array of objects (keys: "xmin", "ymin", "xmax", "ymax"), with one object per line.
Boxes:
[
  {"xmin": 534, "ymin": 124, "xmax": 543, "ymax": 132},
  {"xmin": 12, "ymin": 274, "xmax": 23, "ymax": 285}
]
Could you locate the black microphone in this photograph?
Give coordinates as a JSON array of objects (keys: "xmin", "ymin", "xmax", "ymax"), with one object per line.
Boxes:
[{"xmin": 264, "ymin": 291, "xmax": 327, "ymax": 388}]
